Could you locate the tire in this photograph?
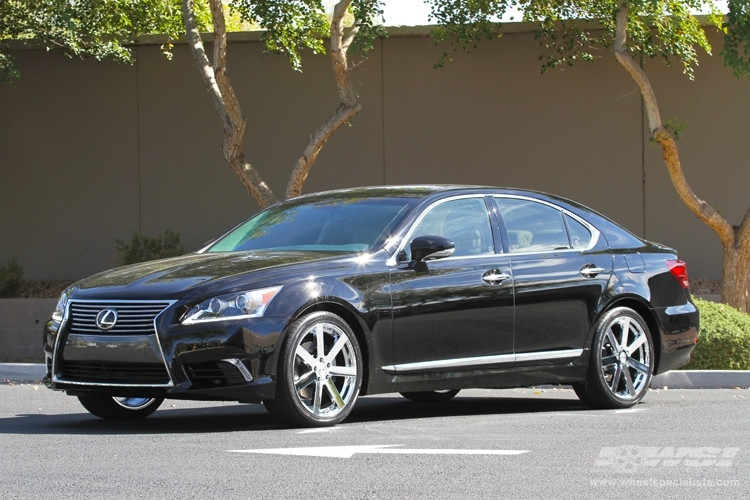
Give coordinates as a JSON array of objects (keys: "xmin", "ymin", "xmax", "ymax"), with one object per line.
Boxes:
[
  {"xmin": 400, "ymin": 389, "xmax": 460, "ymax": 402},
  {"xmin": 575, "ymin": 307, "xmax": 654, "ymax": 409},
  {"xmin": 264, "ymin": 311, "xmax": 363, "ymax": 427},
  {"xmin": 77, "ymin": 395, "xmax": 163, "ymax": 420}
]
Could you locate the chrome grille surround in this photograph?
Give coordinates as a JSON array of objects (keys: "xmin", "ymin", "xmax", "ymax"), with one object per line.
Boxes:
[{"xmin": 52, "ymin": 299, "xmax": 177, "ymax": 388}]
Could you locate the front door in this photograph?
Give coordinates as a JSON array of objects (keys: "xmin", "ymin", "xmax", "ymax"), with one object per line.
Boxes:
[{"xmin": 389, "ymin": 196, "xmax": 514, "ymax": 369}]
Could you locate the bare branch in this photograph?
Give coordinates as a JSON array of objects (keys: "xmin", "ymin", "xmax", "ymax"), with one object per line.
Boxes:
[
  {"xmin": 738, "ymin": 205, "xmax": 750, "ymax": 250},
  {"xmin": 613, "ymin": 3, "xmax": 662, "ymax": 133},
  {"xmin": 285, "ymin": 0, "xmax": 362, "ymax": 198},
  {"xmin": 182, "ymin": 0, "xmax": 228, "ymax": 127},
  {"xmin": 342, "ymin": 26, "xmax": 360, "ymax": 54}
]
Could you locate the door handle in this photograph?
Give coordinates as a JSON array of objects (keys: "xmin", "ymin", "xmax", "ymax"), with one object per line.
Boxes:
[
  {"xmin": 580, "ymin": 264, "xmax": 609, "ymax": 278},
  {"xmin": 482, "ymin": 269, "xmax": 511, "ymax": 285}
]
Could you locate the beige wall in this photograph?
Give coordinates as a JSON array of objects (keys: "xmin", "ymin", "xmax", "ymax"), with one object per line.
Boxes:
[{"xmin": 0, "ymin": 28, "xmax": 746, "ymax": 281}]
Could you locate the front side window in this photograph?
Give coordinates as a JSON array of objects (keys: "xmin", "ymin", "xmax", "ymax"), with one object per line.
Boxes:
[
  {"xmin": 404, "ymin": 197, "xmax": 495, "ymax": 259},
  {"xmin": 494, "ymin": 197, "xmax": 570, "ymax": 252}
]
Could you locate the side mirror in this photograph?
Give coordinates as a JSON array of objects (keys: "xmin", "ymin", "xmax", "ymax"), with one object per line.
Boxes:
[{"xmin": 410, "ymin": 235, "xmax": 455, "ymax": 264}]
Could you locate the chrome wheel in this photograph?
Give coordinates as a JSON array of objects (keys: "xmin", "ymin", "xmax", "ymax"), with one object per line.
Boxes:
[
  {"xmin": 264, "ymin": 311, "xmax": 362, "ymax": 427},
  {"xmin": 400, "ymin": 389, "xmax": 460, "ymax": 402},
  {"xmin": 77, "ymin": 394, "xmax": 164, "ymax": 420},
  {"xmin": 113, "ymin": 397, "xmax": 158, "ymax": 410},
  {"xmin": 293, "ymin": 322, "xmax": 359, "ymax": 418},
  {"xmin": 599, "ymin": 314, "xmax": 651, "ymax": 400},
  {"xmin": 574, "ymin": 307, "xmax": 654, "ymax": 409}
]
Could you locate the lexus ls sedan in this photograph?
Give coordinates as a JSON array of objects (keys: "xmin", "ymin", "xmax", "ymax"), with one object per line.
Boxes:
[{"xmin": 44, "ymin": 186, "xmax": 699, "ymax": 427}]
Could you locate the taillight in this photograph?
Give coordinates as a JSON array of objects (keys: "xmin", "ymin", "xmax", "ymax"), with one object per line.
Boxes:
[{"xmin": 666, "ymin": 259, "xmax": 689, "ymax": 288}]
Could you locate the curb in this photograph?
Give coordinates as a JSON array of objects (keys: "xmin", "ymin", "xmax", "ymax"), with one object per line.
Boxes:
[
  {"xmin": 650, "ymin": 370, "xmax": 750, "ymax": 389},
  {"xmin": 1, "ymin": 363, "xmax": 749, "ymax": 389},
  {"xmin": 0, "ymin": 363, "xmax": 46, "ymax": 382}
]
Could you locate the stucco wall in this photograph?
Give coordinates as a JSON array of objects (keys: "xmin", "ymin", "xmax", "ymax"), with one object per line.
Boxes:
[{"xmin": 0, "ymin": 27, "xmax": 746, "ymax": 281}]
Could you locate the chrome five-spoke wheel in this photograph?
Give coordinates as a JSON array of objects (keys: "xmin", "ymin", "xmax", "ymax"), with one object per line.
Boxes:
[
  {"xmin": 574, "ymin": 307, "xmax": 654, "ymax": 409},
  {"xmin": 264, "ymin": 311, "xmax": 363, "ymax": 427}
]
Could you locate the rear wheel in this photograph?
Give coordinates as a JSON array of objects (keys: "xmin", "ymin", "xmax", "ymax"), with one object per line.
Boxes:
[
  {"xmin": 575, "ymin": 307, "xmax": 654, "ymax": 409},
  {"xmin": 77, "ymin": 395, "xmax": 163, "ymax": 420},
  {"xmin": 400, "ymin": 389, "xmax": 460, "ymax": 402},
  {"xmin": 264, "ymin": 311, "xmax": 363, "ymax": 427}
]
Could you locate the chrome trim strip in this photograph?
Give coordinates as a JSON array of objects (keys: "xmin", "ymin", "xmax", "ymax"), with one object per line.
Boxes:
[
  {"xmin": 382, "ymin": 349, "xmax": 584, "ymax": 373},
  {"xmin": 382, "ymin": 353, "xmax": 515, "ymax": 373},
  {"xmin": 386, "ymin": 194, "xmax": 494, "ymax": 267},
  {"xmin": 52, "ymin": 299, "xmax": 177, "ymax": 389},
  {"xmin": 221, "ymin": 358, "xmax": 254, "ymax": 382},
  {"xmin": 514, "ymin": 349, "xmax": 584, "ymax": 363}
]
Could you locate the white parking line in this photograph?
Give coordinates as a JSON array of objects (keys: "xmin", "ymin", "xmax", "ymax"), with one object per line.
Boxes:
[{"xmin": 227, "ymin": 445, "xmax": 530, "ymax": 458}]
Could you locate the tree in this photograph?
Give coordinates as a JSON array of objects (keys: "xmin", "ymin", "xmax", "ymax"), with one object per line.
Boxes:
[
  {"xmin": 428, "ymin": 0, "xmax": 750, "ymax": 312},
  {"xmin": 0, "ymin": 0, "xmax": 207, "ymax": 83},
  {"xmin": 181, "ymin": 0, "xmax": 384, "ymax": 208}
]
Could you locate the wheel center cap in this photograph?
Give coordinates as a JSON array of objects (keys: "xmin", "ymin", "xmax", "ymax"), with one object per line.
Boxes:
[
  {"xmin": 315, "ymin": 364, "xmax": 329, "ymax": 379},
  {"xmin": 619, "ymin": 351, "xmax": 628, "ymax": 364}
]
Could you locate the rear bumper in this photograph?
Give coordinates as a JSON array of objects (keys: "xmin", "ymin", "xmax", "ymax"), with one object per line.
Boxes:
[{"xmin": 653, "ymin": 302, "xmax": 699, "ymax": 374}]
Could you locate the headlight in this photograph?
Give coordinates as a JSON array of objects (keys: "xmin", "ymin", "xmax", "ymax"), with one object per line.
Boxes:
[
  {"xmin": 51, "ymin": 288, "xmax": 72, "ymax": 322},
  {"xmin": 181, "ymin": 286, "xmax": 282, "ymax": 325}
]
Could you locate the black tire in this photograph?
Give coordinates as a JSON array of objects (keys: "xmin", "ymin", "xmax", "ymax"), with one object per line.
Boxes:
[
  {"xmin": 264, "ymin": 311, "xmax": 363, "ymax": 427},
  {"xmin": 400, "ymin": 389, "xmax": 460, "ymax": 402},
  {"xmin": 575, "ymin": 307, "xmax": 654, "ymax": 409},
  {"xmin": 77, "ymin": 395, "xmax": 163, "ymax": 420}
]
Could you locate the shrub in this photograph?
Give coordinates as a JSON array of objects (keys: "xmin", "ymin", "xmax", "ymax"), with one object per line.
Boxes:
[
  {"xmin": 682, "ymin": 298, "xmax": 750, "ymax": 370},
  {"xmin": 115, "ymin": 230, "xmax": 184, "ymax": 265},
  {"xmin": 0, "ymin": 257, "xmax": 24, "ymax": 298}
]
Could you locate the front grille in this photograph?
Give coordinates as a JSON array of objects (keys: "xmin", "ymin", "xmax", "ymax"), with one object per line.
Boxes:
[
  {"xmin": 184, "ymin": 361, "xmax": 247, "ymax": 389},
  {"xmin": 68, "ymin": 301, "xmax": 171, "ymax": 335},
  {"xmin": 61, "ymin": 361, "xmax": 170, "ymax": 384}
]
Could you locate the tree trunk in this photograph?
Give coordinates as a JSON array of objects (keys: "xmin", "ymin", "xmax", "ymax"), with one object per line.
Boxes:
[
  {"xmin": 182, "ymin": 0, "xmax": 277, "ymax": 208},
  {"xmin": 613, "ymin": 3, "xmax": 750, "ymax": 312},
  {"xmin": 285, "ymin": 0, "xmax": 362, "ymax": 199}
]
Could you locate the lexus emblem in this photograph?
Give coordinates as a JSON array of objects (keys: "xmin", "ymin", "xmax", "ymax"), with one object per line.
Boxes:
[{"xmin": 95, "ymin": 309, "xmax": 118, "ymax": 330}]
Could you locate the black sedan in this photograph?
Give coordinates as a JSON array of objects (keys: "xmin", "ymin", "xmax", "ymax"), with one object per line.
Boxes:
[{"xmin": 43, "ymin": 186, "xmax": 699, "ymax": 427}]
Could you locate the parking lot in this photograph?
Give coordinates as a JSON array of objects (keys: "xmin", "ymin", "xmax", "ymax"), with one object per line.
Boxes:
[{"xmin": 1, "ymin": 383, "xmax": 748, "ymax": 499}]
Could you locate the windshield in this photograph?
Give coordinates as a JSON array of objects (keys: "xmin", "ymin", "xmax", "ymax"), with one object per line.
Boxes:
[{"xmin": 208, "ymin": 195, "xmax": 418, "ymax": 253}]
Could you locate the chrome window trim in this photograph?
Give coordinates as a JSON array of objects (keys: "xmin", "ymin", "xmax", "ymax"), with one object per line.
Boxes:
[
  {"xmin": 386, "ymin": 194, "xmax": 496, "ymax": 267},
  {"xmin": 381, "ymin": 349, "xmax": 583, "ymax": 374},
  {"xmin": 492, "ymin": 195, "xmax": 601, "ymax": 255},
  {"xmin": 52, "ymin": 299, "xmax": 177, "ymax": 388}
]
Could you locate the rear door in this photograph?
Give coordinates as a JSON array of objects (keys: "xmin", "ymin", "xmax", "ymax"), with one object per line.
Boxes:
[{"xmin": 492, "ymin": 196, "xmax": 612, "ymax": 365}]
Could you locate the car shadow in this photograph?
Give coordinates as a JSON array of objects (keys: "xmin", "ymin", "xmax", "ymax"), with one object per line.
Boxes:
[{"xmin": 0, "ymin": 392, "xmax": 596, "ymax": 436}]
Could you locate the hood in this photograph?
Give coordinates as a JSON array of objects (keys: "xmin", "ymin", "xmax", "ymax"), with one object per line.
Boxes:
[{"xmin": 73, "ymin": 251, "xmax": 346, "ymax": 300}]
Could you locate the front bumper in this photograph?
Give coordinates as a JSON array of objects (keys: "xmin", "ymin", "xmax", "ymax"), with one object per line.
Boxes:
[{"xmin": 43, "ymin": 299, "xmax": 288, "ymax": 403}]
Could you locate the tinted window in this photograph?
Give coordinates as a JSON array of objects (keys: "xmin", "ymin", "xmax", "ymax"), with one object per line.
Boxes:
[
  {"xmin": 494, "ymin": 197, "xmax": 570, "ymax": 252},
  {"xmin": 565, "ymin": 214, "xmax": 592, "ymax": 249},
  {"xmin": 209, "ymin": 197, "xmax": 416, "ymax": 253},
  {"xmin": 405, "ymin": 197, "xmax": 495, "ymax": 259}
]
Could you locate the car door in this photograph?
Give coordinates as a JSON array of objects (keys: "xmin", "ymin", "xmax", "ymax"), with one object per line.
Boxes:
[
  {"xmin": 388, "ymin": 195, "xmax": 514, "ymax": 370},
  {"xmin": 492, "ymin": 196, "xmax": 613, "ymax": 365}
]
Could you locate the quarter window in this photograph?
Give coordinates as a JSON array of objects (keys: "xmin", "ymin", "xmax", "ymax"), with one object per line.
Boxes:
[
  {"xmin": 494, "ymin": 197, "xmax": 570, "ymax": 252},
  {"xmin": 565, "ymin": 214, "xmax": 592, "ymax": 249}
]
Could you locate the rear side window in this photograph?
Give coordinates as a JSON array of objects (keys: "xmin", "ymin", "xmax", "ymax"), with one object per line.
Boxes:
[{"xmin": 494, "ymin": 197, "xmax": 570, "ymax": 252}]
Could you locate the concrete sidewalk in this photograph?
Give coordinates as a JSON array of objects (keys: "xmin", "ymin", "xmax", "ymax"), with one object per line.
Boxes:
[{"xmin": 2, "ymin": 363, "xmax": 749, "ymax": 389}]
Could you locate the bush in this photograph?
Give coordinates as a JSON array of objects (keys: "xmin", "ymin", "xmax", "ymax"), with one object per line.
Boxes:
[
  {"xmin": 115, "ymin": 230, "xmax": 184, "ymax": 265},
  {"xmin": 682, "ymin": 298, "xmax": 750, "ymax": 370},
  {"xmin": 0, "ymin": 257, "xmax": 24, "ymax": 298}
]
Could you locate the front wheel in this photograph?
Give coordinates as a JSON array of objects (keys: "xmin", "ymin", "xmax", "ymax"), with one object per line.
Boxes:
[
  {"xmin": 574, "ymin": 307, "xmax": 654, "ymax": 409},
  {"xmin": 77, "ymin": 395, "xmax": 163, "ymax": 420},
  {"xmin": 400, "ymin": 389, "xmax": 460, "ymax": 402},
  {"xmin": 264, "ymin": 311, "xmax": 363, "ymax": 427}
]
